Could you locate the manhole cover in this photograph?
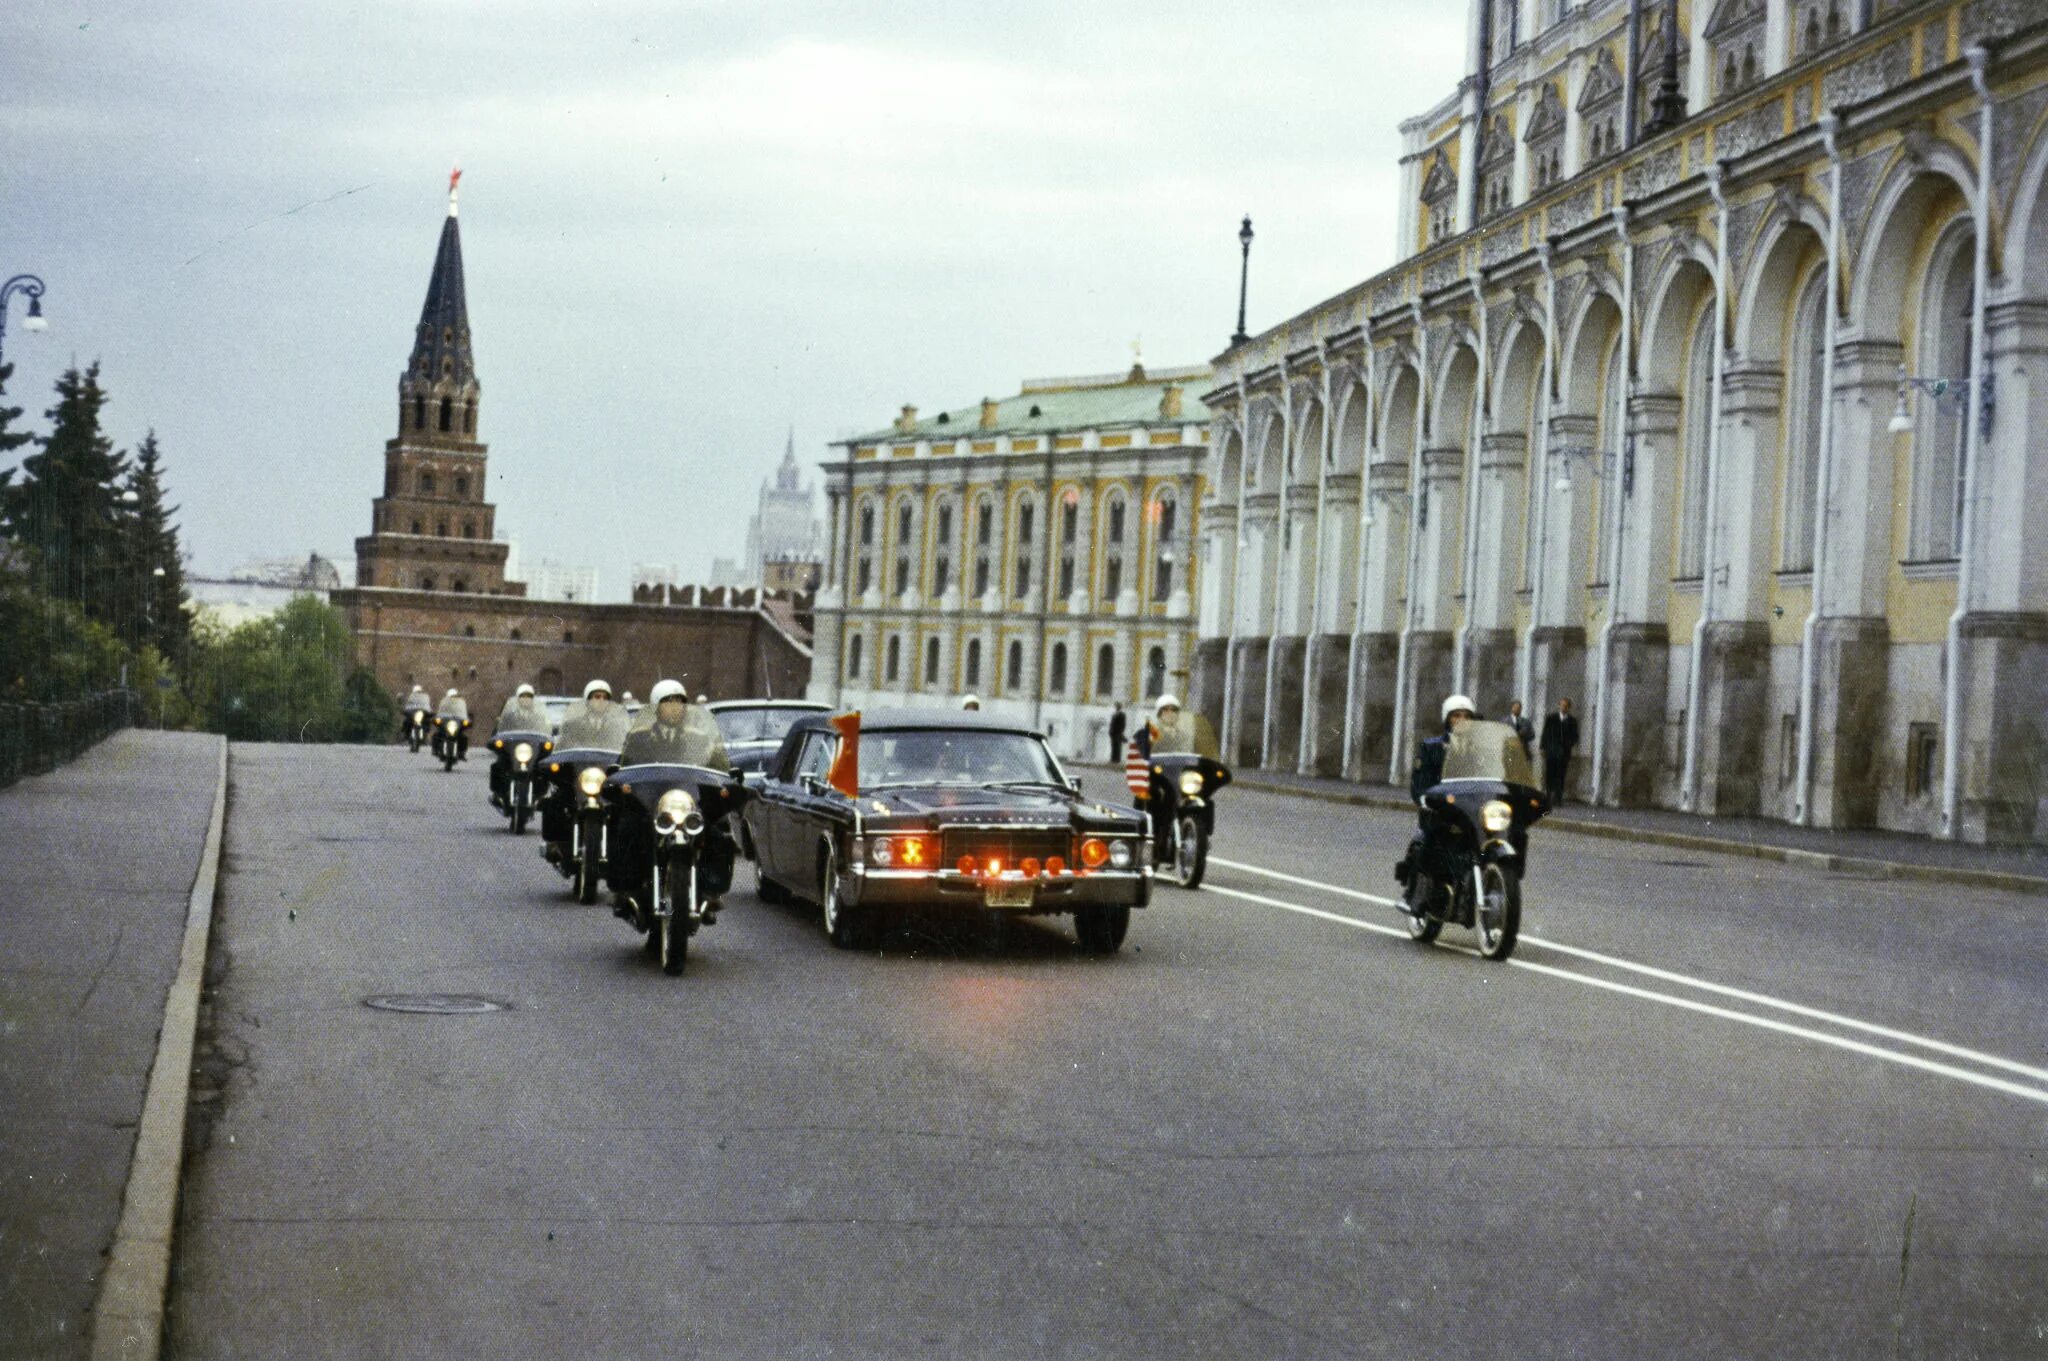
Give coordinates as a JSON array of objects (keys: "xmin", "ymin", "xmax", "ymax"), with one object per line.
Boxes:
[{"xmin": 363, "ymin": 994, "xmax": 508, "ymax": 1015}]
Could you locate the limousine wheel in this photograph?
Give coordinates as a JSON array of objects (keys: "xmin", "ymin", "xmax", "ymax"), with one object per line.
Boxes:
[
  {"xmin": 820, "ymin": 845, "xmax": 876, "ymax": 950},
  {"xmin": 1074, "ymin": 905, "xmax": 1130, "ymax": 955}
]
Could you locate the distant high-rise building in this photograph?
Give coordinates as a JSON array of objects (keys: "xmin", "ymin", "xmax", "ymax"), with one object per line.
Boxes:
[{"xmin": 742, "ymin": 432, "xmax": 822, "ymax": 587}]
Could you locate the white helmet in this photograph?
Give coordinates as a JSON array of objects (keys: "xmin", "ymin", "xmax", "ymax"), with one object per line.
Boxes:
[
  {"xmin": 1155, "ymin": 693, "xmax": 1181, "ymax": 714},
  {"xmin": 1441, "ymin": 693, "xmax": 1477, "ymax": 724},
  {"xmin": 960, "ymin": 694, "xmax": 982, "ymax": 710},
  {"xmin": 649, "ymin": 678, "xmax": 688, "ymax": 707},
  {"xmin": 445, "ymin": 688, "xmax": 459, "ymax": 697},
  {"xmin": 582, "ymin": 678, "xmax": 612, "ymax": 700},
  {"xmin": 515, "ymin": 683, "xmax": 535, "ymax": 697}
]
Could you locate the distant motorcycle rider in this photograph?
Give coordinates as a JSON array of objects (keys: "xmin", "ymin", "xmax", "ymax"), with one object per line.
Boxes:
[
  {"xmin": 1134, "ymin": 694, "xmax": 1219, "ymax": 847},
  {"xmin": 557, "ymin": 678, "xmax": 629, "ymax": 751},
  {"xmin": 398, "ymin": 683, "xmax": 433, "ymax": 741},
  {"xmin": 434, "ymin": 688, "xmax": 471, "ymax": 761}
]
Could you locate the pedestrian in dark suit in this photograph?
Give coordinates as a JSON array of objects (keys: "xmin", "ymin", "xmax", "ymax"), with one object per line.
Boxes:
[
  {"xmin": 1507, "ymin": 700, "xmax": 1535, "ymax": 759},
  {"xmin": 1107, "ymin": 703, "xmax": 1127, "ymax": 763},
  {"xmin": 1539, "ymin": 698, "xmax": 1578, "ymax": 804}
]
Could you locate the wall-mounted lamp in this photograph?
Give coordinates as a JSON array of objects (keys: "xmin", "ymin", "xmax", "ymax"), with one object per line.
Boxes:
[{"xmin": 1888, "ymin": 362, "xmax": 1993, "ymax": 438}]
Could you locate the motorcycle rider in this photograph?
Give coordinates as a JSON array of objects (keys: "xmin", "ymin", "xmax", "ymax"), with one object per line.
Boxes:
[
  {"xmin": 433, "ymin": 687, "xmax": 471, "ymax": 761},
  {"xmin": 557, "ymin": 678, "xmax": 629, "ymax": 751},
  {"xmin": 1394, "ymin": 694, "xmax": 1477, "ymax": 909},
  {"xmin": 1134, "ymin": 695, "xmax": 1220, "ymax": 847},
  {"xmin": 490, "ymin": 684, "xmax": 546, "ymax": 809},
  {"xmin": 620, "ymin": 679, "xmax": 731, "ymax": 769},
  {"xmin": 616, "ymin": 678, "xmax": 736, "ymax": 920},
  {"xmin": 398, "ymin": 682, "xmax": 433, "ymax": 741}
]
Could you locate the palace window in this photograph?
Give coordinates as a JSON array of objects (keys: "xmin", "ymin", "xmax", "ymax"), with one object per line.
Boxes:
[
  {"xmin": 1676, "ymin": 306, "xmax": 1717, "ymax": 579},
  {"xmin": 964, "ymin": 638, "xmax": 982, "ymax": 689},
  {"xmin": 975, "ymin": 499, "xmax": 993, "ymax": 546},
  {"xmin": 973, "ymin": 554, "xmax": 990, "ymax": 599},
  {"xmin": 1578, "ymin": 47, "xmax": 1623, "ymax": 166},
  {"xmin": 1153, "ymin": 494, "xmax": 1178, "ymax": 600},
  {"xmin": 1910, "ymin": 224, "xmax": 1974, "ymax": 562},
  {"xmin": 1095, "ymin": 643, "xmax": 1116, "ymax": 698},
  {"xmin": 1420, "ymin": 151, "xmax": 1457, "ymax": 244},
  {"xmin": 1144, "ymin": 647, "xmax": 1167, "ymax": 700},
  {"xmin": 1477, "ymin": 115, "xmax": 1514, "ymax": 220},
  {"xmin": 1780, "ymin": 270, "xmax": 1828, "ymax": 572},
  {"xmin": 1005, "ymin": 640, "xmax": 1024, "ymax": 692},
  {"xmin": 1707, "ymin": 0, "xmax": 1767, "ymax": 98},
  {"xmin": 1049, "ymin": 642, "xmax": 1068, "ymax": 696},
  {"xmin": 847, "ymin": 634, "xmax": 864, "ymax": 680},
  {"xmin": 1792, "ymin": 0, "xmax": 1846, "ymax": 56},
  {"xmin": 884, "ymin": 635, "xmax": 901, "ymax": 683},
  {"xmin": 925, "ymin": 637, "xmax": 941, "ymax": 686}
]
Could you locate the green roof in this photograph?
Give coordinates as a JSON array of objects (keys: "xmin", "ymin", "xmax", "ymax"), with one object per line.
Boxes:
[{"xmin": 846, "ymin": 366, "xmax": 1210, "ymax": 445}]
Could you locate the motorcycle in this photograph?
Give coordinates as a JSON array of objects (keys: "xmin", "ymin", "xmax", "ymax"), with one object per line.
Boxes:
[
  {"xmin": 1396, "ymin": 719, "xmax": 1548, "ymax": 960},
  {"xmin": 1147, "ymin": 753, "xmax": 1231, "ymax": 889},
  {"xmin": 488, "ymin": 729, "xmax": 553, "ymax": 834},
  {"xmin": 403, "ymin": 708, "xmax": 430, "ymax": 753},
  {"xmin": 603, "ymin": 763, "xmax": 749, "ymax": 976},
  {"xmin": 539, "ymin": 745, "xmax": 622, "ymax": 903},
  {"xmin": 431, "ymin": 716, "xmax": 472, "ymax": 771}
]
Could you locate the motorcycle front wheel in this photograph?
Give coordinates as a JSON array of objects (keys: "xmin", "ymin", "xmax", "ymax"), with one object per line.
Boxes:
[
  {"xmin": 1172, "ymin": 815, "xmax": 1208, "ymax": 888},
  {"xmin": 1475, "ymin": 862, "xmax": 1521, "ymax": 960},
  {"xmin": 574, "ymin": 849, "xmax": 599, "ymax": 904},
  {"xmin": 510, "ymin": 796, "xmax": 529, "ymax": 836},
  {"xmin": 658, "ymin": 857, "xmax": 687, "ymax": 975}
]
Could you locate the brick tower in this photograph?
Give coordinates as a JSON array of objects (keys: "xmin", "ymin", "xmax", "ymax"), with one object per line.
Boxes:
[{"xmin": 353, "ymin": 173, "xmax": 521, "ymax": 597}]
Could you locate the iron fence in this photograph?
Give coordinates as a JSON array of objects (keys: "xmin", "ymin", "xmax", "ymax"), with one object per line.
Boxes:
[{"xmin": 0, "ymin": 690, "xmax": 134, "ymax": 790}]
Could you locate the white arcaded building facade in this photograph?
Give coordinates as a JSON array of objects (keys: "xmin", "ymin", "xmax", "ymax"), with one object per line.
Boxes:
[
  {"xmin": 810, "ymin": 366, "xmax": 1210, "ymax": 762},
  {"xmin": 1194, "ymin": 0, "xmax": 2048, "ymax": 844}
]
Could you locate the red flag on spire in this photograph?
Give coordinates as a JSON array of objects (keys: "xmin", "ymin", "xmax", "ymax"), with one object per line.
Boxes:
[{"xmin": 449, "ymin": 166, "xmax": 463, "ymax": 193}]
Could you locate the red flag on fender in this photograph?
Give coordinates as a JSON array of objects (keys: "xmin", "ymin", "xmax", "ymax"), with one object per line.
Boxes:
[
  {"xmin": 827, "ymin": 711, "xmax": 861, "ymax": 797},
  {"xmin": 1124, "ymin": 737, "xmax": 1150, "ymax": 801}
]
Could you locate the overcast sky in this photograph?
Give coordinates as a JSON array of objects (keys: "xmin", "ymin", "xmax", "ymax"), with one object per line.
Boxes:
[{"xmin": 3, "ymin": 0, "xmax": 1465, "ymax": 594}]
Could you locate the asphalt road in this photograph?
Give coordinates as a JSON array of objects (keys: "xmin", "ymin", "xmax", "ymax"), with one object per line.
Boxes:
[{"xmin": 167, "ymin": 744, "xmax": 2048, "ymax": 1360}]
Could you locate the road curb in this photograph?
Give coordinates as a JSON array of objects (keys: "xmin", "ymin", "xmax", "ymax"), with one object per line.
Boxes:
[
  {"xmin": 1229, "ymin": 773, "xmax": 2048, "ymax": 896},
  {"xmin": 89, "ymin": 735, "xmax": 228, "ymax": 1361}
]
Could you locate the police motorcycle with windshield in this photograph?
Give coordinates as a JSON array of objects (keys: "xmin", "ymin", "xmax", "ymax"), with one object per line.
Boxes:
[
  {"xmin": 487, "ymin": 685, "xmax": 553, "ymax": 835},
  {"xmin": 600, "ymin": 680, "xmax": 747, "ymax": 976},
  {"xmin": 400, "ymin": 687, "xmax": 433, "ymax": 753},
  {"xmin": 1127, "ymin": 694, "xmax": 1230, "ymax": 889},
  {"xmin": 539, "ymin": 680, "xmax": 631, "ymax": 904},
  {"xmin": 430, "ymin": 690, "xmax": 473, "ymax": 771},
  {"xmin": 741, "ymin": 709, "xmax": 1150, "ymax": 955},
  {"xmin": 1393, "ymin": 696, "xmax": 1548, "ymax": 960}
]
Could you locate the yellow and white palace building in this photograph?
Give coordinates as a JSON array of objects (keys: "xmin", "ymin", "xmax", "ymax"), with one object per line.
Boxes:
[
  {"xmin": 1195, "ymin": 0, "xmax": 2047, "ymax": 843},
  {"xmin": 810, "ymin": 365, "xmax": 1210, "ymax": 761}
]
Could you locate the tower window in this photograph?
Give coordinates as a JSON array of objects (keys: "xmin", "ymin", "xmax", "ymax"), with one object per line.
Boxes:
[
  {"xmin": 410, "ymin": 520, "xmax": 422, "ymax": 535},
  {"xmin": 463, "ymin": 401, "xmax": 476, "ymax": 434},
  {"xmin": 439, "ymin": 398, "xmax": 453, "ymax": 431},
  {"xmin": 437, "ymin": 520, "xmax": 449, "ymax": 537},
  {"xmin": 455, "ymin": 475, "xmax": 468, "ymax": 497},
  {"xmin": 414, "ymin": 396, "xmax": 427, "ymax": 430},
  {"xmin": 419, "ymin": 471, "xmax": 436, "ymax": 495}
]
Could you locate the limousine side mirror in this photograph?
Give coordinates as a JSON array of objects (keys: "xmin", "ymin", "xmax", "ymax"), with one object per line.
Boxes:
[{"xmin": 1068, "ymin": 776, "xmax": 1084, "ymax": 793}]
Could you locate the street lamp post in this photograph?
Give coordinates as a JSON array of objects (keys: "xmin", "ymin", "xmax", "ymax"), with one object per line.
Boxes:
[
  {"xmin": 1231, "ymin": 216, "xmax": 1255, "ymax": 348},
  {"xmin": 0, "ymin": 274, "xmax": 49, "ymax": 367}
]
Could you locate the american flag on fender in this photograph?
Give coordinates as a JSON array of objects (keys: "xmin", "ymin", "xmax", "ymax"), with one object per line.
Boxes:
[{"xmin": 1123, "ymin": 735, "xmax": 1151, "ymax": 801}]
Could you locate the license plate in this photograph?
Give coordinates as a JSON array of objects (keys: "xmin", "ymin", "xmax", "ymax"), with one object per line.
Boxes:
[{"xmin": 983, "ymin": 881, "xmax": 1037, "ymax": 909}]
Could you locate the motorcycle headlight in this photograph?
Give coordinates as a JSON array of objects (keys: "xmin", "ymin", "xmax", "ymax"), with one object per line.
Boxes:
[
  {"xmin": 1107, "ymin": 839, "xmax": 1134, "ymax": 869},
  {"xmin": 577, "ymin": 766, "xmax": 606, "ymax": 797},
  {"xmin": 1178, "ymin": 769, "xmax": 1205, "ymax": 797},
  {"xmin": 443, "ymin": 720, "xmax": 458, "ymax": 732},
  {"xmin": 1481, "ymin": 799, "xmax": 1514, "ymax": 833},
  {"xmin": 657, "ymin": 789, "xmax": 696, "ymax": 821},
  {"xmin": 513, "ymin": 741, "xmax": 534, "ymax": 764}
]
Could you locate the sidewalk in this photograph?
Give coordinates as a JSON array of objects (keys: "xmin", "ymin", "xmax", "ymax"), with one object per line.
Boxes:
[
  {"xmin": 0, "ymin": 730, "xmax": 225, "ymax": 1361},
  {"xmin": 1230, "ymin": 765, "xmax": 2048, "ymax": 893}
]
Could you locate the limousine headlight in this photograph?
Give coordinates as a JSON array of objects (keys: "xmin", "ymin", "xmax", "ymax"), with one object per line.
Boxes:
[
  {"xmin": 1107, "ymin": 839, "xmax": 1134, "ymax": 869},
  {"xmin": 869, "ymin": 835, "xmax": 932, "ymax": 870}
]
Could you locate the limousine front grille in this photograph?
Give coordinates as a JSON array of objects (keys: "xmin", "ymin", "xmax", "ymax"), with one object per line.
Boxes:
[{"xmin": 942, "ymin": 827, "xmax": 1070, "ymax": 868}]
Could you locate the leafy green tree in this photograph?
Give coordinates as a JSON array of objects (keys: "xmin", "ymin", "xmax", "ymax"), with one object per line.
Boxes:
[
  {"xmin": 183, "ymin": 595, "xmax": 392, "ymax": 743},
  {"xmin": 0, "ymin": 365, "xmax": 129, "ymax": 625}
]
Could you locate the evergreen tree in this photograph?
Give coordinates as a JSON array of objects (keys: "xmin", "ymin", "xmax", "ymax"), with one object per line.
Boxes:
[
  {"xmin": 0, "ymin": 364, "xmax": 129, "ymax": 621},
  {"xmin": 121, "ymin": 431, "xmax": 190, "ymax": 662}
]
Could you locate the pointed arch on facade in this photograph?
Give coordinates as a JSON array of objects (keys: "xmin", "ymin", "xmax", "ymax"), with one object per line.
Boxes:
[
  {"xmin": 1558, "ymin": 288, "xmax": 1625, "ymax": 413},
  {"xmin": 1331, "ymin": 376, "xmax": 1371, "ymax": 474}
]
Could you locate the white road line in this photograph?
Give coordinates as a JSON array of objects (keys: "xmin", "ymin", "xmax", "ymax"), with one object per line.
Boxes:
[
  {"xmin": 1200, "ymin": 882, "xmax": 2048, "ymax": 1109},
  {"xmin": 1210, "ymin": 855, "xmax": 2048, "ymax": 1088}
]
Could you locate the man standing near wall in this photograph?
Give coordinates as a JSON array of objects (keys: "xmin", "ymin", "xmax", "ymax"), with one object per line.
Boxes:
[
  {"xmin": 1108, "ymin": 703, "xmax": 1127, "ymax": 764},
  {"xmin": 1540, "ymin": 698, "xmax": 1578, "ymax": 805}
]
